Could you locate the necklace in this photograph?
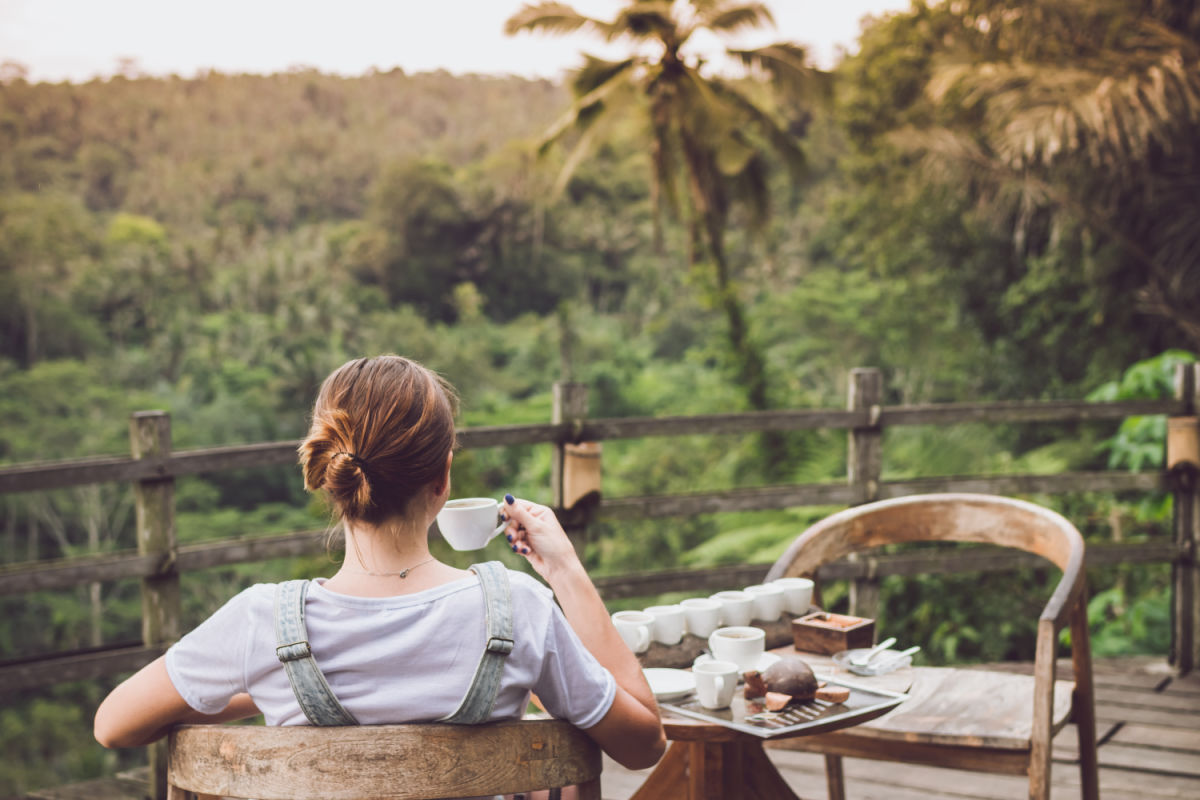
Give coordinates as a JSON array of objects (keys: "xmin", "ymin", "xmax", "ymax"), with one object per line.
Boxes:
[{"xmin": 341, "ymin": 556, "xmax": 436, "ymax": 579}]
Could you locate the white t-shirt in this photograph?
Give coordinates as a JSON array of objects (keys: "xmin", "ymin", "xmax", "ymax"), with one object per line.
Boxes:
[{"xmin": 165, "ymin": 569, "xmax": 616, "ymax": 730}]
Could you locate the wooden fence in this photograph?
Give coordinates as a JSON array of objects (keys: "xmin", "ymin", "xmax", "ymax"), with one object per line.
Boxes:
[{"xmin": 2, "ymin": 365, "xmax": 1198, "ymax": 696}]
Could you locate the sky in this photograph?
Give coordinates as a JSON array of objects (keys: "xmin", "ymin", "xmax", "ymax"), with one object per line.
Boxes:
[{"xmin": 0, "ymin": 0, "xmax": 914, "ymax": 84}]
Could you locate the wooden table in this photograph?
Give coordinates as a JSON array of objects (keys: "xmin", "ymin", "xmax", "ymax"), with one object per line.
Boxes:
[{"xmin": 630, "ymin": 647, "xmax": 915, "ymax": 800}]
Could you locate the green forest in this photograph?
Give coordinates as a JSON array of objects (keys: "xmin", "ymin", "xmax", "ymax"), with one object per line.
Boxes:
[{"xmin": 2, "ymin": 0, "xmax": 1198, "ymax": 793}]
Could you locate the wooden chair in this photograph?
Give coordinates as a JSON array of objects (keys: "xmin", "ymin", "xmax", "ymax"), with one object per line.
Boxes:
[
  {"xmin": 763, "ymin": 493, "xmax": 1100, "ymax": 800},
  {"xmin": 166, "ymin": 718, "xmax": 602, "ymax": 800}
]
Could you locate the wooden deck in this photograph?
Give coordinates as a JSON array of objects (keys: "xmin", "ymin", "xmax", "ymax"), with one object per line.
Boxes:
[{"xmin": 22, "ymin": 656, "xmax": 1200, "ymax": 800}]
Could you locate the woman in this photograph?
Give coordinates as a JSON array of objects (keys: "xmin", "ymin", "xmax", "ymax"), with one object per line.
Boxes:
[{"xmin": 94, "ymin": 355, "xmax": 666, "ymax": 776}]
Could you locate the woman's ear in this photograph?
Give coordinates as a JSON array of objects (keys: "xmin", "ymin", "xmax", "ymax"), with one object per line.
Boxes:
[{"xmin": 432, "ymin": 451, "xmax": 453, "ymax": 498}]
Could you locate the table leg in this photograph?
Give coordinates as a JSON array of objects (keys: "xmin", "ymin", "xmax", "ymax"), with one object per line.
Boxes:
[{"xmin": 630, "ymin": 738, "xmax": 803, "ymax": 800}]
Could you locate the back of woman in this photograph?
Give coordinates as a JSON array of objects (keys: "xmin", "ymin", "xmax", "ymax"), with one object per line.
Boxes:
[{"xmin": 94, "ymin": 354, "xmax": 666, "ymax": 786}]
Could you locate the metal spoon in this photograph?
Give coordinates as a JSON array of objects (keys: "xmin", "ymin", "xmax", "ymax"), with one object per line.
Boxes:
[{"xmin": 850, "ymin": 636, "xmax": 897, "ymax": 666}]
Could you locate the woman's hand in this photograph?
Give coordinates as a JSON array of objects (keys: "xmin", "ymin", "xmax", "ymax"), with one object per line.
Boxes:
[{"xmin": 501, "ymin": 494, "xmax": 580, "ymax": 581}]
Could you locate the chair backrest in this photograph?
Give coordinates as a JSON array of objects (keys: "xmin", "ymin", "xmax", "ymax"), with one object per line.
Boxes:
[
  {"xmin": 167, "ymin": 718, "xmax": 602, "ymax": 800},
  {"xmin": 764, "ymin": 493, "xmax": 1087, "ymax": 627}
]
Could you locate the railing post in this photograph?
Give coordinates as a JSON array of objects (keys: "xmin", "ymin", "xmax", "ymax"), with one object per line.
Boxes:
[
  {"xmin": 847, "ymin": 368, "xmax": 883, "ymax": 619},
  {"xmin": 552, "ymin": 381, "xmax": 598, "ymax": 545},
  {"xmin": 130, "ymin": 411, "xmax": 179, "ymax": 799},
  {"xmin": 1170, "ymin": 364, "xmax": 1200, "ymax": 675}
]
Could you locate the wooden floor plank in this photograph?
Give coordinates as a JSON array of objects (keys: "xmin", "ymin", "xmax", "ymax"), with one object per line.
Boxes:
[{"xmin": 1110, "ymin": 723, "xmax": 1200, "ymax": 752}]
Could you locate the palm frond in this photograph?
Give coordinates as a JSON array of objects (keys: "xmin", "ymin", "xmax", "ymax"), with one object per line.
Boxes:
[
  {"xmin": 727, "ymin": 43, "xmax": 830, "ymax": 104},
  {"xmin": 609, "ymin": 3, "xmax": 679, "ymax": 43},
  {"xmin": 570, "ymin": 55, "xmax": 638, "ymax": 98},
  {"xmin": 708, "ymin": 79, "xmax": 807, "ymax": 183},
  {"xmin": 504, "ymin": 2, "xmax": 614, "ymax": 38},
  {"xmin": 699, "ymin": 3, "xmax": 775, "ymax": 35}
]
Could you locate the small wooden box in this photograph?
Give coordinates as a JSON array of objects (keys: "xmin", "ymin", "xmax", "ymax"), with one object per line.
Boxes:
[{"xmin": 792, "ymin": 612, "xmax": 876, "ymax": 654}]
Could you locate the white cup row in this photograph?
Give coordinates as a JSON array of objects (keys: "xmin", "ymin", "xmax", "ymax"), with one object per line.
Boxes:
[{"xmin": 611, "ymin": 577, "xmax": 814, "ymax": 653}]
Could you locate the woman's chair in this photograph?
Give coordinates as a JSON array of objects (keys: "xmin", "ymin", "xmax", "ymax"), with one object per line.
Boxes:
[
  {"xmin": 166, "ymin": 718, "xmax": 602, "ymax": 799},
  {"xmin": 764, "ymin": 493, "xmax": 1100, "ymax": 800}
]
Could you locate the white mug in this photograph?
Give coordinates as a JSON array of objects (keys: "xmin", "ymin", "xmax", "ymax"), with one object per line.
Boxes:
[
  {"xmin": 744, "ymin": 583, "xmax": 785, "ymax": 622},
  {"xmin": 645, "ymin": 604, "xmax": 686, "ymax": 645},
  {"xmin": 708, "ymin": 626, "xmax": 766, "ymax": 672},
  {"xmin": 772, "ymin": 577, "xmax": 815, "ymax": 614},
  {"xmin": 693, "ymin": 659, "xmax": 739, "ymax": 710},
  {"xmin": 436, "ymin": 497, "xmax": 506, "ymax": 551},
  {"xmin": 680, "ymin": 597, "xmax": 723, "ymax": 638},
  {"xmin": 710, "ymin": 590, "xmax": 754, "ymax": 627},
  {"xmin": 612, "ymin": 610, "xmax": 654, "ymax": 653}
]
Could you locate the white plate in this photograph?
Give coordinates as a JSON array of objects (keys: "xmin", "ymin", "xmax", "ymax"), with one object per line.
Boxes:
[
  {"xmin": 693, "ymin": 651, "xmax": 782, "ymax": 673},
  {"xmin": 643, "ymin": 668, "xmax": 696, "ymax": 701},
  {"xmin": 832, "ymin": 648, "xmax": 913, "ymax": 676}
]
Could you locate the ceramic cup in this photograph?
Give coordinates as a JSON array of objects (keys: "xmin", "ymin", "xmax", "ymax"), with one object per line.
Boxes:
[
  {"xmin": 710, "ymin": 590, "xmax": 755, "ymax": 627},
  {"xmin": 693, "ymin": 659, "xmax": 740, "ymax": 710},
  {"xmin": 436, "ymin": 497, "xmax": 506, "ymax": 551},
  {"xmin": 680, "ymin": 597, "xmax": 723, "ymax": 638},
  {"xmin": 645, "ymin": 604, "xmax": 686, "ymax": 645},
  {"xmin": 708, "ymin": 626, "xmax": 766, "ymax": 672},
  {"xmin": 772, "ymin": 577, "xmax": 815, "ymax": 614},
  {"xmin": 744, "ymin": 583, "xmax": 786, "ymax": 622},
  {"xmin": 612, "ymin": 610, "xmax": 654, "ymax": 653}
]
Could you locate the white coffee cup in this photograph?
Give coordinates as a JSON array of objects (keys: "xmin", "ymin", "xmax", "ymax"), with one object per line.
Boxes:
[
  {"xmin": 645, "ymin": 604, "xmax": 686, "ymax": 645},
  {"xmin": 744, "ymin": 583, "xmax": 785, "ymax": 622},
  {"xmin": 708, "ymin": 626, "xmax": 766, "ymax": 672},
  {"xmin": 680, "ymin": 597, "xmax": 723, "ymax": 638},
  {"xmin": 693, "ymin": 659, "xmax": 739, "ymax": 710},
  {"xmin": 436, "ymin": 497, "xmax": 506, "ymax": 551},
  {"xmin": 772, "ymin": 577, "xmax": 815, "ymax": 614},
  {"xmin": 710, "ymin": 590, "xmax": 754, "ymax": 627},
  {"xmin": 612, "ymin": 610, "xmax": 654, "ymax": 653}
]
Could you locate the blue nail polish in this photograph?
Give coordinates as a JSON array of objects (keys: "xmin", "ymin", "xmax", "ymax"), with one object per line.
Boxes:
[
  {"xmin": 521, "ymin": 547, "xmax": 530, "ymax": 555},
  {"xmin": 511, "ymin": 545, "xmax": 518, "ymax": 552},
  {"xmin": 505, "ymin": 493, "xmax": 514, "ymax": 504},
  {"xmin": 506, "ymin": 534, "xmax": 513, "ymax": 542}
]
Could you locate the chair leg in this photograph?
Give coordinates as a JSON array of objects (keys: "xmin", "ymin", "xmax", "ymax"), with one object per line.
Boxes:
[
  {"xmin": 1071, "ymin": 591, "xmax": 1101, "ymax": 800},
  {"xmin": 824, "ymin": 754, "xmax": 845, "ymax": 800}
]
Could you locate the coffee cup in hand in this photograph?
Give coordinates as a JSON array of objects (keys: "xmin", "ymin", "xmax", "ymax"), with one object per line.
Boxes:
[
  {"xmin": 694, "ymin": 659, "xmax": 739, "ymax": 710},
  {"xmin": 708, "ymin": 626, "xmax": 765, "ymax": 672},
  {"xmin": 436, "ymin": 497, "xmax": 506, "ymax": 551}
]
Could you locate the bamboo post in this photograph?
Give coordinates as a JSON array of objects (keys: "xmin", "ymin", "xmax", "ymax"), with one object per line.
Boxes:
[
  {"xmin": 1170, "ymin": 364, "xmax": 1200, "ymax": 675},
  {"xmin": 130, "ymin": 411, "xmax": 180, "ymax": 799},
  {"xmin": 847, "ymin": 368, "xmax": 883, "ymax": 619}
]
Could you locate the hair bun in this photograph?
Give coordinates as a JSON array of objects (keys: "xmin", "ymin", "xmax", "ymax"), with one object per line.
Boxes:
[{"xmin": 324, "ymin": 451, "xmax": 373, "ymax": 518}]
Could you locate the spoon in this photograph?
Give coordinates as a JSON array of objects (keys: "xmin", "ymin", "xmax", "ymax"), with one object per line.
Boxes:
[
  {"xmin": 873, "ymin": 645, "xmax": 921, "ymax": 671},
  {"xmin": 850, "ymin": 636, "xmax": 896, "ymax": 666}
]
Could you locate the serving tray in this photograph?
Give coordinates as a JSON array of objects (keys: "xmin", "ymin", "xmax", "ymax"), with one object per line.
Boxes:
[{"xmin": 659, "ymin": 674, "xmax": 906, "ymax": 739}]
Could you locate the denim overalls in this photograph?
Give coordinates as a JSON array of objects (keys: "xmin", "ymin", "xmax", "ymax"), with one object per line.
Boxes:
[{"xmin": 272, "ymin": 561, "xmax": 515, "ymax": 726}]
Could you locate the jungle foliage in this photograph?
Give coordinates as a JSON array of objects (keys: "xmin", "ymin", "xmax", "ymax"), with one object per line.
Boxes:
[{"xmin": 1, "ymin": 0, "xmax": 1198, "ymax": 793}]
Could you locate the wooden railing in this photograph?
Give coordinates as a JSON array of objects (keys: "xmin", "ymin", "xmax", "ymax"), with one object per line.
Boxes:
[{"xmin": 2, "ymin": 365, "xmax": 1198, "ymax": 696}]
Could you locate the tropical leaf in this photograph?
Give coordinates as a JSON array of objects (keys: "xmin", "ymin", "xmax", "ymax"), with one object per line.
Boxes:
[
  {"xmin": 503, "ymin": 2, "xmax": 613, "ymax": 38},
  {"xmin": 696, "ymin": 2, "xmax": 775, "ymax": 35}
]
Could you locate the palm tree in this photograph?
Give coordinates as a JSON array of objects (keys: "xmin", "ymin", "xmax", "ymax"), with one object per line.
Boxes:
[
  {"xmin": 505, "ymin": 0, "xmax": 823, "ymax": 413},
  {"xmin": 908, "ymin": 0, "xmax": 1200, "ymax": 347}
]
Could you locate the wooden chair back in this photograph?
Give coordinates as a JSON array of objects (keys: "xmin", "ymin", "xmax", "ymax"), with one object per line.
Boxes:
[
  {"xmin": 764, "ymin": 493, "xmax": 1099, "ymax": 800},
  {"xmin": 167, "ymin": 718, "xmax": 602, "ymax": 800}
]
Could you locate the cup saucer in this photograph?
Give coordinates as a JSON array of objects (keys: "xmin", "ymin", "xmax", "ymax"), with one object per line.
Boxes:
[{"xmin": 694, "ymin": 651, "xmax": 781, "ymax": 673}]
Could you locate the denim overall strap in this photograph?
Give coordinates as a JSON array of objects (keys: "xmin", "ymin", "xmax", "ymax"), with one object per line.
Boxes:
[
  {"xmin": 438, "ymin": 561, "xmax": 514, "ymax": 724},
  {"xmin": 274, "ymin": 579, "xmax": 358, "ymax": 726}
]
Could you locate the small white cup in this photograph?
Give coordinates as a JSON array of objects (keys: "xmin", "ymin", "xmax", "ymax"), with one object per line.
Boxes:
[
  {"xmin": 711, "ymin": 590, "xmax": 754, "ymax": 627},
  {"xmin": 645, "ymin": 604, "xmax": 686, "ymax": 645},
  {"xmin": 744, "ymin": 583, "xmax": 785, "ymax": 622},
  {"xmin": 693, "ymin": 659, "xmax": 739, "ymax": 710},
  {"xmin": 612, "ymin": 610, "xmax": 654, "ymax": 653},
  {"xmin": 708, "ymin": 626, "xmax": 766, "ymax": 672},
  {"xmin": 680, "ymin": 597, "xmax": 723, "ymax": 638},
  {"xmin": 772, "ymin": 577, "xmax": 815, "ymax": 614},
  {"xmin": 436, "ymin": 497, "xmax": 506, "ymax": 551}
]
